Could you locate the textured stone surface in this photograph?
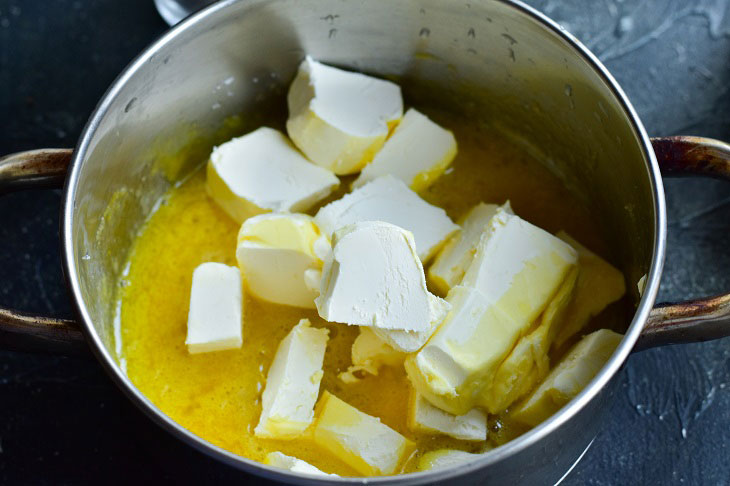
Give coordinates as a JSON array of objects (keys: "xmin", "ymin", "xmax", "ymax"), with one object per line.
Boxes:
[{"xmin": 1, "ymin": 0, "xmax": 728, "ymax": 484}]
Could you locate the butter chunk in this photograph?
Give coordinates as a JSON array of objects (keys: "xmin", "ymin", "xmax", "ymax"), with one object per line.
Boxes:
[
  {"xmin": 409, "ymin": 391, "xmax": 487, "ymax": 441},
  {"xmin": 313, "ymin": 392, "xmax": 415, "ymax": 476},
  {"xmin": 206, "ymin": 127, "xmax": 339, "ymax": 223},
  {"xmin": 287, "ymin": 56, "xmax": 403, "ymax": 175},
  {"xmin": 255, "ymin": 319, "xmax": 329, "ymax": 439},
  {"xmin": 353, "ymin": 108, "xmax": 457, "ymax": 192},
  {"xmin": 511, "ymin": 329, "xmax": 623, "ymax": 427},
  {"xmin": 553, "ymin": 232, "xmax": 626, "ymax": 349},
  {"xmin": 185, "ymin": 263, "xmax": 243, "ymax": 354},
  {"xmin": 478, "ymin": 267, "xmax": 578, "ymax": 414},
  {"xmin": 315, "ymin": 176, "xmax": 458, "ymax": 262},
  {"xmin": 417, "ymin": 449, "xmax": 484, "ymax": 472},
  {"xmin": 264, "ymin": 452, "xmax": 336, "ymax": 477},
  {"xmin": 406, "ymin": 211, "xmax": 577, "ymax": 415},
  {"xmin": 316, "ymin": 221, "xmax": 449, "ymax": 332},
  {"xmin": 339, "ymin": 328, "xmax": 406, "ymax": 383},
  {"xmin": 428, "ymin": 201, "xmax": 513, "ymax": 295},
  {"xmin": 236, "ymin": 213, "xmax": 327, "ymax": 309}
]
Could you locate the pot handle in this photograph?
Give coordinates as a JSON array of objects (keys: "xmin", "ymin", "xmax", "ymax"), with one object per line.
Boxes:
[
  {"xmin": 635, "ymin": 137, "xmax": 730, "ymax": 350},
  {"xmin": 0, "ymin": 149, "xmax": 87, "ymax": 355}
]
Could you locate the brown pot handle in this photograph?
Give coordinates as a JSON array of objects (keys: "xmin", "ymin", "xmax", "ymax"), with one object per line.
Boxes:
[
  {"xmin": 0, "ymin": 149, "xmax": 87, "ymax": 355},
  {"xmin": 635, "ymin": 137, "xmax": 730, "ymax": 350}
]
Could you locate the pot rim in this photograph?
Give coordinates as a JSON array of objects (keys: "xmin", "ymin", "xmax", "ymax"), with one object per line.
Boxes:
[{"xmin": 61, "ymin": 0, "xmax": 667, "ymax": 483}]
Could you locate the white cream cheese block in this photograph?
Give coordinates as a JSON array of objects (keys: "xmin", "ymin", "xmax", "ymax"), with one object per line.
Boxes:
[
  {"xmin": 316, "ymin": 221, "xmax": 449, "ymax": 332},
  {"xmin": 185, "ymin": 262, "xmax": 243, "ymax": 354},
  {"xmin": 552, "ymin": 231, "xmax": 626, "ymax": 349},
  {"xmin": 312, "ymin": 391, "xmax": 415, "ymax": 476},
  {"xmin": 408, "ymin": 391, "xmax": 487, "ymax": 441},
  {"xmin": 511, "ymin": 329, "xmax": 623, "ymax": 427},
  {"xmin": 236, "ymin": 213, "xmax": 328, "ymax": 309},
  {"xmin": 406, "ymin": 209, "xmax": 578, "ymax": 414},
  {"xmin": 428, "ymin": 201, "xmax": 513, "ymax": 295},
  {"xmin": 254, "ymin": 319, "xmax": 329, "ymax": 439},
  {"xmin": 416, "ymin": 449, "xmax": 485, "ymax": 472},
  {"xmin": 206, "ymin": 127, "xmax": 339, "ymax": 223},
  {"xmin": 371, "ymin": 294, "xmax": 450, "ymax": 353},
  {"xmin": 353, "ymin": 108, "xmax": 457, "ymax": 192},
  {"xmin": 264, "ymin": 451, "xmax": 336, "ymax": 477},
  {"xmin": 286, "ymin": 56, "xmax": 403, "ymax": 175},
  {"xmin": 314, "ymin": 175, "xmax": 459, "ymax": 262}
]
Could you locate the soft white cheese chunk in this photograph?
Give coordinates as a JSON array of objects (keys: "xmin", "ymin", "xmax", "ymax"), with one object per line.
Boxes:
[
  {"xmin": 428, "ymin": 201, "xmax": 513, "ymax": 295},
  {"xmin": 416, "ymin": 449, "xmax": 484, "ymax": 472},
  {"xmin": 339, "ymin": 327, "xmax": 406, "ymax": 382},
  {"xmin": 185, "ymin": 262, "xmax": 243, "ymax": 354},
  {"xmin": 316, "ymin": 221, "xmax": 450, "ymax": 332},
  {"xmin": 236, "ymin": 213, "xmax": 327, "ymax": 309},
  {"xmin": 255, "ymin": 319, "xmax": 329, "ymax": 439},
  {"xmin": 286, "ymin": 56, "xmax": 403, "ymax": 175},
  {"xmin": 511, "ymin": 329, "xmax": 623, "ymax": 427},
  {"xmin": 314, "ymin": 176, "xmax": 458, "ymax": 262},
  {"xmin": 408, "ymin": 391, "xmax": 487, "ymax": 441},
  {"xmin": 206, "ymin": 127, "xmax": 339, "ymax": 223},
  {"xmin": 264, "ymin": 452, "xmax": 336, "ymax": 477},
  {"xmin": 312, "ymin": 391, "xmax": 415, "ymax": 476},
  {"xmin": 353, "ymin": 108, "xmax": 457, "ymax": 191},
  {"xmin": 406, "ymin": 210, "xmax": 578, "ymax": 414},
  {"xmin": 371, "ymin": 293, "xmax": 450, "ymax": 352},
  {"xmin": 552, "ymin": 231, "xmax": 626, "ymax": 349}
]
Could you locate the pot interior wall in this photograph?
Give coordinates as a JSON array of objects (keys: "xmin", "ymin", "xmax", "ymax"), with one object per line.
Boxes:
[{"xmin": 71, "ymin": 0, "xmax": 655, "ymax": 363}]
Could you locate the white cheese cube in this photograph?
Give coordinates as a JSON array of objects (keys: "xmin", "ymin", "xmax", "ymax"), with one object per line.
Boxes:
[
  {"xmin": 416, "ymin": 449, "xmax": 484, "ymax": 472},
  {"xmin": 406, "ymin": 211, "xmax": 578, "ymax": 414},
  {"xmin": 312, "ymin": 391, "xmax": 415, "ymax": 476},
  {"xmin": 552, "ymin": 232, "xmax": 626, "ymax": 349},
  {"xmin": 206, "ymin": 127, "xmax": 339, "ymax": 223},
  {"xmin": 428, "ymin": 201, "xmax": 513, "ymax": 295},
  {"xmin": 286, "ymin": 56, "xmax": 403, "ymax": 175},
  {"xmin": 255, "ymin": 319, "xmax": 329, "ymax": 439},
  {"xmin": 511, "ymin": 329, "xmax": 623, "ymax": 427},
  {"xmin": 408, "ymin": 391, "xmax": 487, "ymax": 441},
  {"xmin": 236, "ymin": 213, "xmax": 327, "ymax": 309},
  {"xmin": 314, "ymin": 176, "xmax": 458, "ymax": 262},
  {"xmin": 264, "ymin": 452, "xmax": 336, "ymax": 477},
  {"xmin": 353, "ymin": 108, "xmax": 457, "ymax": 191},
  {"xmin": 185, "ymin": 263, "xmax": 243, "ymax": 354},
  {"xmin": 316, "ymin": 221, "xmax": 449, "ymax": 332}
]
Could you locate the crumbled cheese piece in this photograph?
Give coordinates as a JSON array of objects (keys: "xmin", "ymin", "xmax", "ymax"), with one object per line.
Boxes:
[
  {"xmin": 339, "ymin": 328, "xmax": 406, "ymax": 383},
  {"xmin": 185, "ymin": 262, "xmax": 243, "ymax": 354},
  {"xmin": 316, "ymin": 221, "xmax": 449, "ymax": 332},
  {"xmin": 408, "ymin": 391, "xmax": 487, "ymax": 441},
  {"xmin": 236, "ymin": 213, "xmax": 327, "ymax": 308},
  {"xmin": 428, "ymin": 201, "xmax": 513, "ymax": 295},
  {"xmin": 255, "ymin": 319, "xmax": 329, "ymax": 439},
  {"xmin": 315, "ymin": 176, "xmax": 458, "ymax": 262},
  {"xmin": 287, "ymin": 56, "xmax": 403, "ymax": 175},
  {"xmin": 353, "ymin": 108, "xmax": 457, "ymax": 191},
  {"xmin": 312, "ymin": 391, "xmax": 415, "ymax": 475},
  {"xmin": 206, "ymin": 127, "xmax": 339, "ymax": 223}
]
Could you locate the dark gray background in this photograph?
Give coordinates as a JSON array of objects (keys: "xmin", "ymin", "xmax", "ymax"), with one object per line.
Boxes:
[{"xmin": 1, "ymin": 0, "xmax": 728, "ymax": 484}]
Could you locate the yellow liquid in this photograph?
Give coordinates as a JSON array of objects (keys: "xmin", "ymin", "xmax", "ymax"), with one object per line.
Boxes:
[{"xmin": 119, "ymin": 111, "xmax": 615, "ymax": 476}]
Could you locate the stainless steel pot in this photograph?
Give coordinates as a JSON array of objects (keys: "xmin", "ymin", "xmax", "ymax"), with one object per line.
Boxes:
[{"xmin": 1, "ymin": 1, "xmax": 729, "ymax": 484}]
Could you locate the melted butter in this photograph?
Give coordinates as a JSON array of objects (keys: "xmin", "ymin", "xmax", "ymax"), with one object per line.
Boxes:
[{"xmin": 120, "ymin": 111, "xmax": 618, "ymax": 476}]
